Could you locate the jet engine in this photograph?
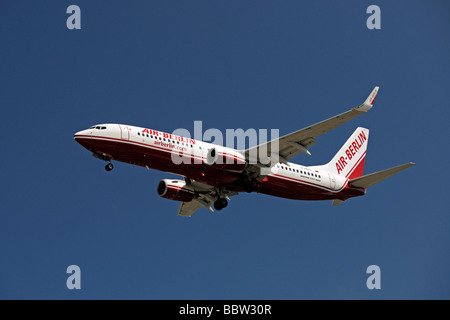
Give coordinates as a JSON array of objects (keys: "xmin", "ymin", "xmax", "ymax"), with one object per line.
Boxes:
[
  {"xmin": 157, "ymin": 179, "xmax": 195, "ymax": 202},
  {"xmin": 204, "ymin": 147, "xmax": 246, "ymax": 172}
]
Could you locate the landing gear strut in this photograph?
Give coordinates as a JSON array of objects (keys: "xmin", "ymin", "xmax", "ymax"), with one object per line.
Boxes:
[
  {"xmin": 214, "ymin": 198, "xmax": 228, "ymax": 211},
  {"xmin": 105, "ymin": 162, "xmax": 114, "ymax": 172}
]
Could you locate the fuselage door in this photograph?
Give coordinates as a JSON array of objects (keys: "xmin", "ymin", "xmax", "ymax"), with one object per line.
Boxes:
[
  {"xmin": 120, "ymin": 125, "xmax": 130, "ymax": 140},
  {"xmin": 328, "ymin": 173, "xmax": 336, "ymax": 190}
]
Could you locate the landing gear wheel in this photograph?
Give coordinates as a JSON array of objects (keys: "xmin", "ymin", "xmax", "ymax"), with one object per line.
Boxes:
[
  {"xmin": 214, "ymin": 198, "xmax": 228, "ymax": 211},
  {"xmin": 219, "ymin": 198, "xmax": 228, "ymax": 209},
  {"xmin": 105, "ymin": 162, "xmax": 114, "ymax": 171}
]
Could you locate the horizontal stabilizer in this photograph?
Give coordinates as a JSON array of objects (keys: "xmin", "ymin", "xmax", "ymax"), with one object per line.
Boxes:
[
  {"xmin": 349, "ymin": 162, "xmax": 415, "ymax": 188},
  {"xmin": 332, "ymin": 199, "xmax": 345, "ymax": 206}
]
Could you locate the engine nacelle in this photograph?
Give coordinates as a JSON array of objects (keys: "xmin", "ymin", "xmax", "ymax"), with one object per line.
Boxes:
[
  {"xmin": 157, "ymin": 179, "xmax": 195, "ymax": 202},
  {"xmin": 204, "ymin": 147, "xmax": 246, "ymax": 172}
]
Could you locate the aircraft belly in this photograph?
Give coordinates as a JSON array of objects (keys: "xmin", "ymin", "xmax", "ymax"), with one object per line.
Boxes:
[
  {"xmin": 258, "ymin": 174, "xmax": 363, "ymax": 201},
  {"xmin": 76, "ymin": 136, "xmax": 242, "ymax": 186}
]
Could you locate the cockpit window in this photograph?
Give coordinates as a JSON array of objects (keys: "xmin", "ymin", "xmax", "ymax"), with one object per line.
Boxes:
[
  {"xmin": 90, "ymin": 126, "xmax": 107, "ymax": 130},
  {"xmin": 101, "ymin": 126, "xmax": 107, "ymax": 130}
]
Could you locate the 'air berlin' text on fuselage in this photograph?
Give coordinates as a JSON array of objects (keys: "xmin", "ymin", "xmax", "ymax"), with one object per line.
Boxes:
[{"xmin": 142, "ymin": 128, "xmax": 196, "ymax": 145}]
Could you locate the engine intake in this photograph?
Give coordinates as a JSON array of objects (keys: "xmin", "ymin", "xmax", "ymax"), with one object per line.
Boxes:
[{"xmin": 157, "ymin": 179, "xmax": 195, "ymax": 202}]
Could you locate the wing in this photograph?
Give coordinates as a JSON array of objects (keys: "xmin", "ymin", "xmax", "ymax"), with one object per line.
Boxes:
[
  {"xmin": 177, "ymin": 178, "xmax": 238, "ymax": 217},
  {"xmin": 177, "ymin": 200, "xmax": 204, "ymax": 217},
  {"xmin": 244, "ymin": 87, "xmax": 379, "ymax": 165}
]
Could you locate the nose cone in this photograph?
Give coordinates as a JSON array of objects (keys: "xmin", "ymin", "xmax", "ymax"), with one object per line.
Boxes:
[
  {"xmin": 74, "ymin": 128, "xmax": 94, "ymax": 151},
  {"xmin": 74, "ymin": 129, "xmax": 90, "ymax": 140}
]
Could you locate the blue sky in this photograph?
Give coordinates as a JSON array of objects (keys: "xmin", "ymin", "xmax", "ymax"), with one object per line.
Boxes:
[{"xmin": 1, "ymin": 1, "xmax": 449, "ymax": 299}]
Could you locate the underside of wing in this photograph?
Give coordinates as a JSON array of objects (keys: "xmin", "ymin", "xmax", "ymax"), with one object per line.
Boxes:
[
  {"xmin": 177, "ymin": 200, "xmax": 204, "ymax": 217},
  {"xmin": 244, "ymin": 87, "xmax": 379, "ymax": 165},
  {"xmin": 176, "ymin": 178, "xmax": 238, "ymax": 217}
]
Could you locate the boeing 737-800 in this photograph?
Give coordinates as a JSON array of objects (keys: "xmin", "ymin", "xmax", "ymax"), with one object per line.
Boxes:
[{"xmin": 74, "ymin": 87, "xmax": 414, "ymax": 216}]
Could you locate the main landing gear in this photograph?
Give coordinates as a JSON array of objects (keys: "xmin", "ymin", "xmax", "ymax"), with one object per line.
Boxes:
[
  {"xmin": 214, "ymin": 198, "xmax": 228, "ymax": 211},
  {"xmin": 244, "ymin": 178, "xmax": 259, "ymax": 193}
]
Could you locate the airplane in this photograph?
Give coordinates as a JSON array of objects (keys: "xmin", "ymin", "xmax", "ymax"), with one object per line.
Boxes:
[{"xmin": 74, "ymin": 87, "xmax": 414, "ymax": 216}]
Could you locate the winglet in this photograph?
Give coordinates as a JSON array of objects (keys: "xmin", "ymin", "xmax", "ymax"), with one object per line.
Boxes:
[
  {"xmin": 355, "ymin": 86, "xmax": 379, "ymax": 112},
  {"xmin": 364, "ymin": 86, "xmax": 379, "ymax": 106}
]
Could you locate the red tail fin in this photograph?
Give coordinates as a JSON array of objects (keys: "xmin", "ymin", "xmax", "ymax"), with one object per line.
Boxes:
[{"xmin": 327, "ymin": 127, "xmax": 369, "ymax": 180}]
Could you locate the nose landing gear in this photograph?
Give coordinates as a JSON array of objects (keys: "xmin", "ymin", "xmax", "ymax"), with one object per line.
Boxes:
[
  {"xmin": 105, "ymin": 162, "xmax": 114, "ymax": 172},
  {"xmin": 92, "ymin": 152, "xmax": 114, "ymax": 172}
]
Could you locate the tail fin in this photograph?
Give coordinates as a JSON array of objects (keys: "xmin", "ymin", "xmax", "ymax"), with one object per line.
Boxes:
[{"xmin": 327, "ymin": 127, "xmax": 369, "ymax": 180}]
